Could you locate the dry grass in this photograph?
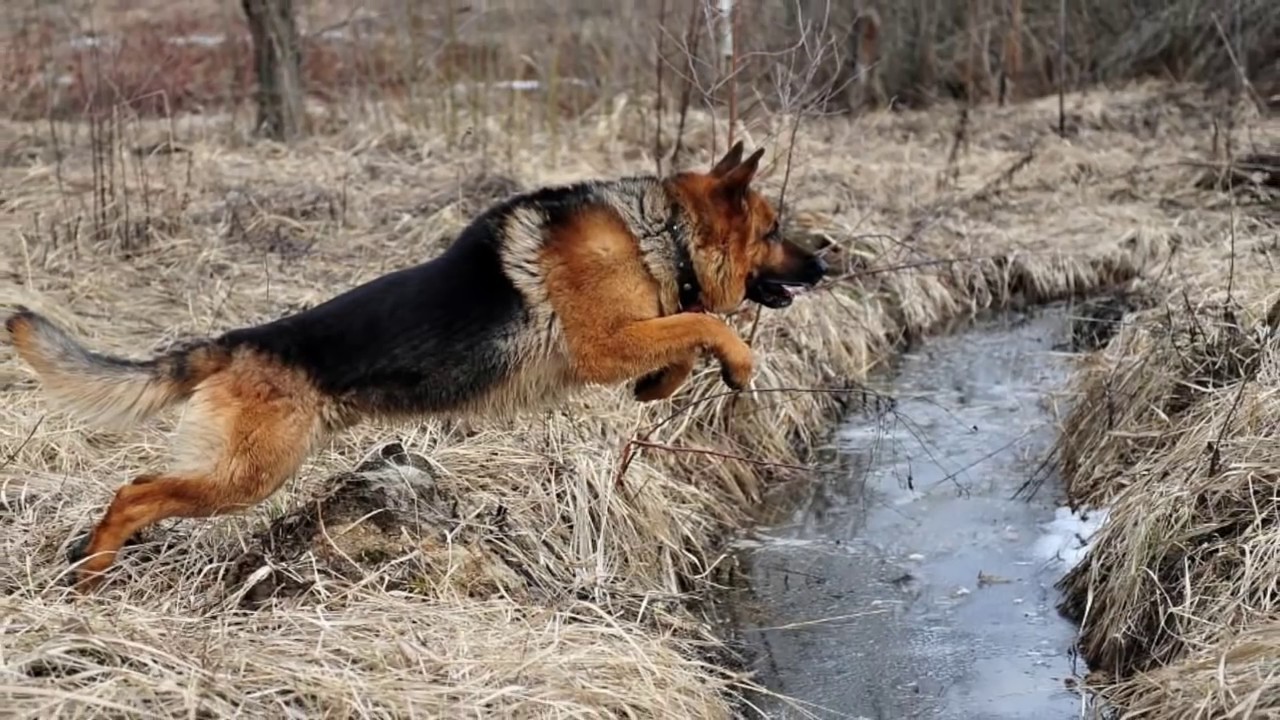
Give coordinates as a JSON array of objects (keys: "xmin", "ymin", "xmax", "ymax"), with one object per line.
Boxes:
[
  {"xmin": 0, "ymin": 82, "xmax": 1270, "ymax": 717},
  {"xmin": 1050, "ymin": 102, "xmax": 1280, "ymax": 715},
  {"xmin": 1103, "ymin": 621, "xmax": 1280, "ymax": 719}
]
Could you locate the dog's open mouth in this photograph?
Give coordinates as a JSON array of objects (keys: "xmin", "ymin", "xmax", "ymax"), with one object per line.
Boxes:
[{"xmin": 746, "ymin": 278, "xmax": 814, "ymax": 309}]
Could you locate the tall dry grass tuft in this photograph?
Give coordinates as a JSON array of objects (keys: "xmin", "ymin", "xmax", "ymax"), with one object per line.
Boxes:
[{"xmin": 1102, "ymin": 620, "xmax": 1280, "ymax": 719}]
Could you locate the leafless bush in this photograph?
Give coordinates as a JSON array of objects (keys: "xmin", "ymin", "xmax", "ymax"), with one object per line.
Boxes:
[{"xmin": 3, "ymin": 0, "xmax": 1274, "ymax": 133}]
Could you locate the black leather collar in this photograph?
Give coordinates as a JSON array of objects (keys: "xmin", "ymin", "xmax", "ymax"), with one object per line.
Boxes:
[
  {"xmin": 640, "ymin": 187, "xmax": 703, "ymax": 313},
  {"xmin": 672, "ymin": 232, "xmax": 703, "ymax": 312}
]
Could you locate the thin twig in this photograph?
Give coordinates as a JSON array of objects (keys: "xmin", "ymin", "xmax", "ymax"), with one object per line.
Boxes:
[
  {"xmin": 614, "ymin": 384, "xmax": 889, "ymax": 488},
  {"xmin": 1209, "ymin": 10, "xmax": 1266, "ymax": 113},
  {"xmin": 725, "ymin": 0, "xmax": 739, "ymax": 147},
  {"xmin": 775, "ymin": 109, "xmax": 805, "ymax": 217},
  {"xmin": 1057, "ymin": 0, "xmax": 1067, "ymax": 137},
  {"xmin": 738, "ymin": 107, "xmax": 807, "ymax": 412},
  {"xmin": 671, "ymin": 1, "xmax": 703, "ymax": 168},
  {"xmin": 0, "ymin": 416, "xmax": 44, "ymax": 474},
  {"xmin": 1208, "ymin": 10, "xmax": 1248, "ymax": 304},
  {"xmin": 1209, "ymin": 378, "xmax": 1249, "ymax": 477},
  {"xmin": 629, "ymin": 439, "xmax": 812, "ymax": 473},
  {"xmin": 728, "ymin": 3, "xmax": 840, "ymax": 421},
  {"xmin": 830, "ymin": 251, "xmax": 1021, "ymax": 282},
  {"xmin": 654, "ymin": 0, "xmax": 668, "ymax": 176}
]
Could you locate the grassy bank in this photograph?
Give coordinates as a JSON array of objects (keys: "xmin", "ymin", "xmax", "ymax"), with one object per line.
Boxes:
[
  {"xmin": 0, "ymin": 81, "xmax": 1269, "ymax": 716},
  {"xmin": 1052, "ymin": 126, "xmax": 1280, "ymax": 715}
]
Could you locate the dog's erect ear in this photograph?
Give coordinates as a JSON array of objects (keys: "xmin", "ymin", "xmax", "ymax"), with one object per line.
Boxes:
[
  {"xmin": 715, "ymin": 146, "xmax": 765, "ymax": 205},
  {"xmin": 710, "ymin": 141, "xmax": 746, "ymax": 178}
]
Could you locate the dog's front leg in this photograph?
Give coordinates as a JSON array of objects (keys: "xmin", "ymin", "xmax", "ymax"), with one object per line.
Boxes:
[
  {"xmin": 572, "ymin": 314, "xmax": 753, "ymax": 392},
  {"xmin": 633, "ymin": 354, "xmax": 697, "ymax": 402}
]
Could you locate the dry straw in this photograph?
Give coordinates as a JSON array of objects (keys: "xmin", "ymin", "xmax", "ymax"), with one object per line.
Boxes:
[
  {"xmin": 0, "ymin": 82, "xmax": 1270, "ymax": 717},
  {"xmin": 1052, "ymin": 105, "xmax": 1280, "ymax": 714}
]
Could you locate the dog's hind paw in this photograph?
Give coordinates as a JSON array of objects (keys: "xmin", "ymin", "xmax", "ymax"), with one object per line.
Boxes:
[
  {"xmin": 65, "ymin": 533, "xmax": 92, "ymax": 566},
  {"xmin": 65, "ymin": 531, "xmax": 143, "ymax": 566}
]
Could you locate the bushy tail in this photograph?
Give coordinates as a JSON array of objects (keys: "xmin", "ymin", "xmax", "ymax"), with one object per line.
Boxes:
[{"xmin": 4, "ymin": 307, "xmax": 228, "ymax": 429}]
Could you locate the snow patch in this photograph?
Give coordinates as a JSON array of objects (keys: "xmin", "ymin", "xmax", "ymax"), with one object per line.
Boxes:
[{"xmin": 1032, "ymin": 505, "xmax": 1109, "ymax": 571}]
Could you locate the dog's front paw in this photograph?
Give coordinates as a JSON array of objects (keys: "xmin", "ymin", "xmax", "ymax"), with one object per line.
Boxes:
[{"xmin": 719, "ymin": 355, "xmax": 754, "ymax": 392}]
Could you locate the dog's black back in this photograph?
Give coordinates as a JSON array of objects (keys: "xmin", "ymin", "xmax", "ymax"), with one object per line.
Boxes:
[
  {"xmin": 218, "ymin": 211, "xmax": 524, "ymax": 417},
  {"xmin": 215, "ymin": 180, "xmax": 625, "ymax": 418}
]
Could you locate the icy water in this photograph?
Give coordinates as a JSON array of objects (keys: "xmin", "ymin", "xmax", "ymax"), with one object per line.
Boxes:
[{"xmin": 729, "ymin": 304, "xmax": 1095, "ymax": 720}]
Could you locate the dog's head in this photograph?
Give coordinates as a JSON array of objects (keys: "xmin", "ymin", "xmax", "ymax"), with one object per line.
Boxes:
[{"xmin": 669, "ymin": 142, "xmax": 827, "ymax": 313}]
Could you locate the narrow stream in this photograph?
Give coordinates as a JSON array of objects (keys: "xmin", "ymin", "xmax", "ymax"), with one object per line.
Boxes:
[{"xmin": 729, "ymin": 304, "xmax": 1095, "ymax": 720}]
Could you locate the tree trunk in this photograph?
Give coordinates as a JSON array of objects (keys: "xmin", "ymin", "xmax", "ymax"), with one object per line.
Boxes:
[{"xmin": 242, "ymin": 0, "xmax": 305, "ymax": 141}]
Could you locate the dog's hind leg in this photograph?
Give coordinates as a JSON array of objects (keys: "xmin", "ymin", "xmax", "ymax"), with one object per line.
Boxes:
[{"xmin": 68, "ymin": 359, "xmax": 323, "ymax": 591}]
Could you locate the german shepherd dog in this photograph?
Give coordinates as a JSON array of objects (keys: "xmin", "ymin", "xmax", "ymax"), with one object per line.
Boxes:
[{"xmin": 4, "ymin": 142, "xmax": 826, "ymax": 590}]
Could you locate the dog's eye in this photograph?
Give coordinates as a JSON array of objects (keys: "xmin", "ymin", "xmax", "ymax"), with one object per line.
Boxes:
[{"xmin": 764, "ymin": 222, "xmax": 781, "ymax": 243}]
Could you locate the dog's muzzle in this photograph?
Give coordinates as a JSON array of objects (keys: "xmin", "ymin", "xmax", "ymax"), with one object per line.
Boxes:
[{"xmin": 747, "ymin": 255, "xmax": 828, "ymax": 309}]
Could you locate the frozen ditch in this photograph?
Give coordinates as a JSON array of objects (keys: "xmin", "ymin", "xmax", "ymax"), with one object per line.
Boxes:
[{"xmin": 727, "ymin": 303, "xmax": 1107, "ymax": 719}]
